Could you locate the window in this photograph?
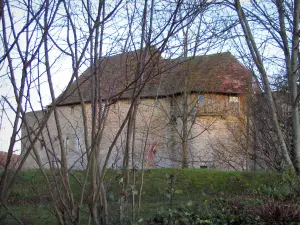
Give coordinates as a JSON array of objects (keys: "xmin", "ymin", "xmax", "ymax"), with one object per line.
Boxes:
[
  {"xmin": 196, "ymin": 95, "xmax": 205, "ymax": 113},
  {"xmin": 229, "ymin": 96, "xmax": 239, "ymax": 103},
  {"xmin": 170, "ymin": 115, "xmax": 177, "ymax": 124},
  {"xmin": 112, "ymin": 101, "xmax": 119, "ymax": 110},
  {"xmin": 76, "ymin": 137, "xmax": 81, "ymax": 152},
  {"xmin": 40, "ymin": 140, "xmax": 45, "ymax": 151},
  {"xmin": 229, "ymin": 96, "xmax": 240, "ymax": 114},
  {"xmin": 206, "ymin": 95, "xmax": 216, "ymax": 113},
  {"xmin": 197, "ymin": 95, "xmax": 205, "ymax": 105},
  {"xmin": 197, "ymin": 94, "xmax": 222, "ymax": 114},
  {"xmin": 196, "ymin": 94, "xmax": 229, "ymax": 115},
  {"xmin": 200, "ymin": 161, "xmax": 213, "ymax": 168},
  {"xmin": 170, "ymin": 99, "xmax": 177, "ymax": 124},
  {"xmin": 65, "ymin": 136, "xmax": 69, "ymax": 152}
]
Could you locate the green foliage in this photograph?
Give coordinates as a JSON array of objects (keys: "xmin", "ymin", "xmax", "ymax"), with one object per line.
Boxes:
[
  {"xmin": 251, "ymin": 200, "xmax": 300, "ymax": 224},
  {"xmin": 150, "ymin": 199, "xmax": 257, "ymax": 225},
  {"xmin": 1, "ymin": 168, "xmax": 285, "ymax": 224},
  {"xmin": 0, "ymin": 204, "xmax": 57, "ymax": 225},
  {"xmin": 151, "ymin": 203, "xmax": 202, "ymax": 225},
  {"xmin": 249, "ymin": 167, "xmax": 300, "ymax": 201},
  {"xmin": 137, "ymin": 168, "xmax": 280, "ymax": 205}
]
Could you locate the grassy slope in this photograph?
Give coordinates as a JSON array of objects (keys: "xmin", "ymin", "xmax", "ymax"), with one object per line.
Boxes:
[
  {"xmin": 1, "ymin": 168, "xmax": 281, "ymax": 224},
  {"xmin": 131, "ymin": 169, "xmax": 281, "ymax": 220}
]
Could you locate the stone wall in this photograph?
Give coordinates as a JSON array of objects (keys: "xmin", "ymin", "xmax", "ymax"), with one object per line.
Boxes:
[{"xmin": 22, "ymin": 94, "xmax": 248, "ymax": 170}]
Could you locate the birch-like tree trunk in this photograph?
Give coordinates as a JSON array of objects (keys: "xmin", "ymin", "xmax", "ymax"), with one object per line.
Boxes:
[
  {"xmin": 289, "ymin": 0, "xmax": 300, "ymax": 172},
  {"xmin": 233, "ymin": 0, "xmax": 300, "ymax": 172}
]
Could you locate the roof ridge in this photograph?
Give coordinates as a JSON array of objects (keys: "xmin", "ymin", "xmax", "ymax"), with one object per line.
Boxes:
[{"xmin": 104, "ymin": 45, "xmax": 159, "ymax": 59}]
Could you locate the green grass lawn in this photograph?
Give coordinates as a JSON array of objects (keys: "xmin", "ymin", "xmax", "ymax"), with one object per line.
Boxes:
[{"xmin": 2, "ymin": 168, "xmax": 298, "ymax": 224}]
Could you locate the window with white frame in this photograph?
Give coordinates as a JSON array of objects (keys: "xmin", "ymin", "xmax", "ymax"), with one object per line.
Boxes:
[{"xmin": 229, "ymin": 96, "xmax": 239, "ymax": 103}]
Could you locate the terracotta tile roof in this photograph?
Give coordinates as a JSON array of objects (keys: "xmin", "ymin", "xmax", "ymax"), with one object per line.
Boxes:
[
  {"xmin": 56, "ymin": 51, "xmax": 251, "ymax": 106},
  {"xmin": 0, "ymin": 151, "xmax": 20, "ymax": 169}
]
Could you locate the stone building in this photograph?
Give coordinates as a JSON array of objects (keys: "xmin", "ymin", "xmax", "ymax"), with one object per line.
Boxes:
[
  {"xmin": 21, "ymin": 50, "xmax": 252, "ymax": 170},
  {"xmin": 0, "ymin": 151, "xmax": 20, "ymax": 169}
]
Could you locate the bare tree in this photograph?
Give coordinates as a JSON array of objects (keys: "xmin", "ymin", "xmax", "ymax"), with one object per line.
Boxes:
[
  {"xmin": 223, "ymin": 0, "xmax": 299, "ymax": 173},
  {"xmin": 1, "ymin": 0, "xmax": 220, "ymax": 224}
]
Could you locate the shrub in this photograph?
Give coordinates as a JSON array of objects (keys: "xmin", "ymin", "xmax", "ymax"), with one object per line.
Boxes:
[{"xmin": 252, "ymin": 200, "xmax": 300, "ymax": 224}]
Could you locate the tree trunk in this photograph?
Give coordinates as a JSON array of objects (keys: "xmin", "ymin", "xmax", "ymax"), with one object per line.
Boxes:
[
  {"xmin": 290, "ymin": 0, "xmax": 300, "ymax": 173},
  {"xmin": 234, "ymin": 0, "xmax": 294, "ymax": 170}
]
